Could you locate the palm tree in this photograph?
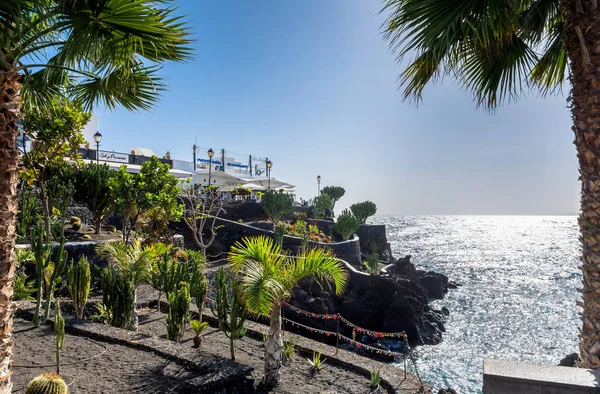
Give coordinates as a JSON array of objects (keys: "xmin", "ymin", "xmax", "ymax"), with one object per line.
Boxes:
[
  {"xmin": 381, "ymin": 0, "xmax": 599, "ymax": 367},
  {"xmin": 96, "ymin": 240, "xmax": 162, "ymax": 331},
  {"xmin": 228, "ymin": 236, "xmax": 348, "ymax": 386},
  {"xmin": 0, "ymin": 1, "xmax": 190, "ymax": 390}
]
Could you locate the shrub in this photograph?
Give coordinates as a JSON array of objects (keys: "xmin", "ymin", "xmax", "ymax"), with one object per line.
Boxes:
[
  {"xmin": 166, "ymin": 282, "xmax": 191, "ymax": 342},
  {"xmin": 210, "ymin": 268, "xmax": 248, "ymax": 360},
  {"xmin": 261, "ymin": 189, "xmax": 294, "ymax": 230},
  {"xmin": 101, "ymin": 267, "xmax": 134, "ymax": 329},
  {"xmin": 350, "ymin": 201, "xmax": 377, "ymax": 224},
  {"xmin": 73, "ymin": 163, "xmax": 114, "ymax": 234},
  {"xmin": 190, "ymin": 319, "xmax": 209, "ymax": 348},
  {"xmin": 321, "ymin": 186, "xmax": 345, "ymax": 216},
  {"xmin": 313, "ymin": 194, "xmax": 332, "ymax": 219},
  {"xmin": 14, "ymin": 273, "xmax": 36, "ymax": 300},
  {"xmin": 335, "ymin": 209, "xmax": 359, "ymax": 241},
  {"xmin": 282, "ymin": 339, "xmax": 296, "ymax": 362},
  {"xmin": 71, "ymin": 222, "xmax": 82, "ymax": 231},
  {"xmin": 67, "ymin": 257, "xmax": 91, "ymax": 319},
  {"xmin": 25, "ymin": 373, "xmax": 68, "ymax": 394},
  {"xmin": 307, "ymin": 350, "xmax": 326, "ymax": 373},
  {"xmin": 370, "ymin": 369, "xmax": 381, "ymax": 389}
]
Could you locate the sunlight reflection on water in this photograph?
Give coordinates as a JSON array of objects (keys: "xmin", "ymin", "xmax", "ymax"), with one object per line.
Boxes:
[{"xmin": 371, "ymin": 215, "xmax": 580, "ymax": 393}]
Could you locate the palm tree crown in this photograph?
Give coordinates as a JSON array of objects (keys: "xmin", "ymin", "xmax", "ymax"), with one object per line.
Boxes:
[
  {"xmin": 382, "ymin": 0, "xmax": 566, "ymax": 109},
  {"xmin": 1, "ymin": 0, "xmax": 192, "ymax": 111},
  {"xmin": 228, "ymin": 236, "xmax": 348, "ymax": 316}
]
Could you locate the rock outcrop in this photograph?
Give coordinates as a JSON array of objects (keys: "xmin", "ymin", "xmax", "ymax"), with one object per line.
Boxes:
[{"xmin": 288, "ymin": 254, "xmax": 449, "ymax": 346}]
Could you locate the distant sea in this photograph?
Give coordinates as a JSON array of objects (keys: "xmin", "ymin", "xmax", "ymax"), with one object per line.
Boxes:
[{"xmin": 371, "ymin": 215, "xmax": 581, "ymax": 393}]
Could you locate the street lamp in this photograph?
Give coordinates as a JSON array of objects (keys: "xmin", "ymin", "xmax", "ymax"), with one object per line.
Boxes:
[
  {"xmin": 317, "ymin": 175, "xmax": 321, "ymax": 195},
  {"xmin": 266, "ymin": 159, "xmax": 273, "ymax": 190},
  {"xmin": 207, "ymin": 148, "xmax": 214, "ymax": 187},
  {"xmin": 93, "ymin": 131, "xmax": 102, "ymax": 164}
]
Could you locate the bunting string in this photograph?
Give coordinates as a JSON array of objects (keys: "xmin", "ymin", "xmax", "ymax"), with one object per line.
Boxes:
[
  {"xmin": 282, "ymin": 301, "xmax": 407, "ymax": 340},
  {"xmin": 337, "ymin": 334, "xmax": 403, "ymax": 359},
  {"xmin": 283, "ymin": 317, "xmax": 336, "ymax": 337}
]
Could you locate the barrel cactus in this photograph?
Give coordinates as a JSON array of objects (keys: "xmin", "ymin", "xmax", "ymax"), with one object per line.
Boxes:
[
  {"xmin": 25, "ymin": 373, "xmax": 68, "ymax": 394},
  {"xmin": 70, "ymin": 216, "xmax": 80, "ymax": 225},
  {"xmin": 71, "ymin": 222, "xmax": 82, "ymax": 231}
]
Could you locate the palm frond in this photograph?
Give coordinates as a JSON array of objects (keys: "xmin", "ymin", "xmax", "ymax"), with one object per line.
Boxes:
[
  {"xmin": 382, "ymin": 0, "xmax": 566, "ymax": 109},
  {"xmin": 241, "ymin": 259, "xmax": 287, "ymax": 316},
  {"xmin": 288, "ymin": 248, "xmax": 348, "ymax": 295},
  {"xmin": 228, "ymin": 236, "xmax": 286, "ymax": 274}
]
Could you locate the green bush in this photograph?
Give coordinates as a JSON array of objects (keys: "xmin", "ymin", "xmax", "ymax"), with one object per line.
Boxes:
[
  {"xmin": 14, "ymin": 273, "xmax": 35, "ymax": 300},
  {"xmin": 313, "ymin": 194, "xmax": 332, "ymax": 219},
  {"xmin": 335, "ymin": 209, "xmax": 359, "ymax": 240},
  {"xmin": 73, "ymin": 163, "xmax": 114, "ymax": 234},
  {"xmin": 261, "ymin": 189, "xmax": 294, "ymax": 230},
  {"xmin": 166, "ymin": 281, "xmax": 191, "ymax": 342},
  {"xmin": 349, "ymin": 201, "xmax": 377, "ymax": 224},
  {"xmin": 321, "ymin": 186, "xmax": 345, "ymax": 216}
]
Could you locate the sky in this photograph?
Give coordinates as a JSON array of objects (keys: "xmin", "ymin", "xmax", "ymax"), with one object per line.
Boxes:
[{"xmin": 95, "ymin": 1, "xmax": 579, "ymax": 216}]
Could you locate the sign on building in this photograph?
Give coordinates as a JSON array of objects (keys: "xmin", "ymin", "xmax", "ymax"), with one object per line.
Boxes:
[{"xmin": 99, "ymin": 150, "xmax": 129, "ymax": 163}]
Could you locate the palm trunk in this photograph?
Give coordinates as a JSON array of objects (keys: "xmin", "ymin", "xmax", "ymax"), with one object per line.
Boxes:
[
  {"xmin": 129, "ymin": 288, "xmax": 138, "ymax": 331},
  {"xmin": 263, "ymin": 305, "xmax": 283, "ymax": 386},
  {"xmin": 0, "ymin": 67, "xmax": 22, "ymax": 394},
  {"xmin": 564, "ymin": 0, "xmax": 600, "ymax": 369}
]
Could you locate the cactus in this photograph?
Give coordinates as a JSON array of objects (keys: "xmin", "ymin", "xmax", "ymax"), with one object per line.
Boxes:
[
  {"xmin": 31, "ymin": 228, "xmax": 68, "ymax": 327},
  {"xmin": 67, "ymin": 257, "xmax": 91, "ymax": 319},
  {"xmin": 81, "ymin": 234, "xmax": 91, "ymax": 240},
  {"xmin": 190, "ymin": 319, "xmax": 209, "ymax": 348},
  {"xmin": 88, "ymin": 227, "xmax": 95, "ymax": 232},
  {"xmin": 210, "ymin": 268, "xmax": 248, "ymax": 360},
  {"xmin": 107, "ymin": 225, "xmax": 117, "ymax": 232},
  {"xmin": 25, "ymin": 373, "xmax": 68, "ymax": 394},
  {"xmin": 70, "ymin": 216, "xmax": 80, "ymax": 224},
  {"xmin": 54, "ymin": 300, "xmax": 65, "ymax": 375},
  {"xmin": 166, "ymin": 281, "xmax": 191, "ymax": 342},
  {"xmin": 71, "ymin": 222, "xmax": 82, "ymax": 231},
  {"xmin": 101, "ymin": 267, "xmax": 134, "ymax": 329}
]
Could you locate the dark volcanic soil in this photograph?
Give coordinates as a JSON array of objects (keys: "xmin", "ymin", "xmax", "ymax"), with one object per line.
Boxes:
[
  {"xmin": 136, "ymin": 307, "xmax": 384, "ymax": 394},
  {"xmin": 12, "ymin": 316, "xmax": 195, "ymax": 394},
  {"xmin": 13, "ymin": 308, "xmax": 388, "ymax": 394}
]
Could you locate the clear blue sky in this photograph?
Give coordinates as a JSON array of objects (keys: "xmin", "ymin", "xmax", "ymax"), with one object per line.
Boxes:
[{"xmin": 96, "ymin": 0, "xmax": 579, "ymax": 215}]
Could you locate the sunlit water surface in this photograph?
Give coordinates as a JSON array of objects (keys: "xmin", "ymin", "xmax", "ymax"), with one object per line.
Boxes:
[{"xmin": 371, "ymin": 215, "xmax": 580, "ymax": 393}]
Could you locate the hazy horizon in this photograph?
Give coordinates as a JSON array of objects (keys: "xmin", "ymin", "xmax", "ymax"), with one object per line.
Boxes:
[{"xmin": 94, "ymin": 1, "xmax": 580, "ymax": 216}]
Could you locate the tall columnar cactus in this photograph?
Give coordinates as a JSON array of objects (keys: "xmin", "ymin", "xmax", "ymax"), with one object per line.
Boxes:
[
  {"xmin": 189, "ymin": 267, "xmax": 208, "ymax": 320},
  {"xmin": 54, "ymin": 300, "xmax": 65, "ymax": 375},
  {"xmin": 166, "ymin": 281, "xmax": 191, "ymax": 342},
  {"xmin": 25, "ymin": 373, "xmax": 68, "ymax": 394},
  {"xmin": 31, "ymin": 227, "xmax": 68, "ymax": 327},
  {"xmin": 67, "ymin": 257, "xmax": 91, "ymax": 319},
  {"xmin": 101, "ymin": 267, "xmax": 134, "ymax": 329},
  {"xmin": 210, "ymin": 268, "xmax": 248, "ymax": 360}
]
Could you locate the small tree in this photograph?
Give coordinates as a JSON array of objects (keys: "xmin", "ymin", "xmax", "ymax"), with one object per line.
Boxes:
[
  {"xmin": 20, "ymin": 97, "xmax": 90, "ymax": 240},
  {"xmin": 321, "ymin": 186, "xmax": 345, "ymax": 216},
  {"xmin": 335, "ymin": 209, "xmax": 359, "ymax": 241},
  {"xmin": 182, "ymin": 186, "xmax": 225, "ymax": 258},
  {"xmin": 350, "ymin": 201, "xmax": 377, "ymax": 225},
  {"xmin": 110, "ymin": 156, "xmax": 183, "ymax": 242},
  {"xmin": 73, "ymin": 163, "xmax": 114, "ymax": 234},
  {"xmin": 261, "ymin": 190, "xmax": 294, "ymax": 231},
  {"xmin": 313, "ymin": 194, "xmax": 332, "ymax": 219}
]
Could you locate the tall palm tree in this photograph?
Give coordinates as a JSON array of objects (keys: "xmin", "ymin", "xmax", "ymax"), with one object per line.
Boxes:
[
  {"xmin": 381, "ymin": 0, "xmax": 599, "ymax": 368},
  {"xmin": 0, "ymin": 3, "xmax": 190, "ymax": 389},
  {"xmin": 228, "ymin": 236, "xmax": 348, "ymax": 386}
]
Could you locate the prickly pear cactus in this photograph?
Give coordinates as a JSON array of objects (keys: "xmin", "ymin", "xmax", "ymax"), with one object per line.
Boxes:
[{"xmin": 25, "ymin": 373, "xmax": 68, "ymax": 394}]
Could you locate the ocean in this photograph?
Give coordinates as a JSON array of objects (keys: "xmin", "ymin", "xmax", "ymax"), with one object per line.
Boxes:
[{"xmin": 371, "ymin": 215, "xmax": 581, "ymax": 393}]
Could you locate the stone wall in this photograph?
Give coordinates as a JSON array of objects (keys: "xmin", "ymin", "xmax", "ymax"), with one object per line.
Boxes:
[
  {"xmin": 16, "ymin": 240, "xmax": 112, "ymax": 267},
  {"xmin": 171, "ymin": 217, "xmax": 363, "ymax": 266}
]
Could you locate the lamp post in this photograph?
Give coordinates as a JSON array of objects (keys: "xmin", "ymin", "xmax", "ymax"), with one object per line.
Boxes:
[
  {"xmin": 266, "ymin": 159, "xmax": 273, "ymax": 190},
  {"xmin": 93, "ymin": 131, "xmax": 102, "ymax": 164},
  {"xmin": 317, "ymin": 175, "xmax": 321, "ymax": 196},
  {"xmin": 207, "ymin": 148, "xmax": 214, "ymax": 188}
]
